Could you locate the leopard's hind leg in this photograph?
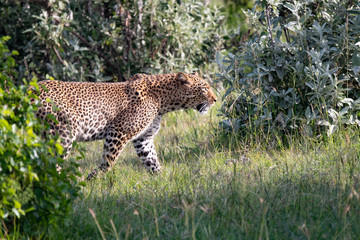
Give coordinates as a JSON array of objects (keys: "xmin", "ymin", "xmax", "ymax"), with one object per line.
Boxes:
[
  {"xmin": 36, "ymin": 103, "xmax": 75, "ymax": 159},
  {"xmin": 132, "ymin": 115, "xmax": 162, "ymax": 172},
  {"xmin": 86, "ymin": 128, "xmax": 128, "ymax": 180}
]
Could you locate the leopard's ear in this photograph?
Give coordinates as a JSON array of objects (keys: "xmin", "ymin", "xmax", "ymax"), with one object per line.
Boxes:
[
  {"xmin": 177, "ymin": 72, "xmax": 192, "ymax": 87},
  {"xmin": 192, "ymin": 71, "xmax": 198, "ymax": 76}
]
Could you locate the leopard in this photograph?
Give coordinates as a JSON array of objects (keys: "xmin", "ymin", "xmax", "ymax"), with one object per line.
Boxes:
[{"xmin": 35, "ymin": 72, "xmax": 217, "ymax": 180}]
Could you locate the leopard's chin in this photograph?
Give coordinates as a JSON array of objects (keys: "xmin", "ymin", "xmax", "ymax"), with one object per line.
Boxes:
[{"xmin": 196, "ymin": 103, "xmax": 211, "ymax": 115}]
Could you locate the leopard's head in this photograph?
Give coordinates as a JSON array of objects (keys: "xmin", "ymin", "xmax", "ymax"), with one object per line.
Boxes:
[{"xmin": 176, "ymin": 72, "xmax": 217, "ymax": 115}]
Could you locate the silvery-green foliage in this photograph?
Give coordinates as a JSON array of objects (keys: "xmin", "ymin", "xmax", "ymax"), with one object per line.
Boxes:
[
  {"xmin": 217, "ymin": 0, "xmax": 360, "ymax": 136},
  {"xmin": 1, "ymin": 0, "xmax": 224, "ymax": 83},
  {"xmin": 150, "ymin": 0, "xmax": 224, "ymax": 76}
]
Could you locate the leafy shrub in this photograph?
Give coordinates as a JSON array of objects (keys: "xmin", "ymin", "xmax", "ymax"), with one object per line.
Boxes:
[
  {"xmin": 222, "ymin": 0, "xmax": 253, "ymax": 30},
  {"xmin": 0, "ymin": 36, "xmax": 81, "ymax": 237},
  {"xmin": 217, "ymin": 0, "xmax": 360, "ymax": 137},
  {"xmin": 1, "ymin": 0, "xmax": 224, "ymax": 82}
]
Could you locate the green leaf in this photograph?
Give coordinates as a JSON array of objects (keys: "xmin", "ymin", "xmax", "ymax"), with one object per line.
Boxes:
[
  {"xmin": 79, "ymin": 181, "xmax": 87, "ymax": 187},
  {"xmin": 14, "ymin": 200, "xmax": 21, "ymax": 209},
  {"xmin": 55, "ymin": 143, "xmax": 64, "ymax": 155},
  {"xmin": 0, "ymin": 119, "xmax": 10, "ymax": 130},
  {"xmin": 29, "ymin": 81, "xmax": 40, "ymax": 92},
  {"xmin": 11, "ymin": 50, "xmax": 19, "ymax": 56}
]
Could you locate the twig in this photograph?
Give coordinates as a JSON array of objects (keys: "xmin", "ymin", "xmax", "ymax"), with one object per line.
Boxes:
[
  {"xmin": 284, "ymin": 28, "xmax": 290, "ymax": 43},
  {"xmin": 265, "ymin": 3, "xmax": 274, "ymax": 43},
  {"xmin": 1, "ymin": 219, "xmax": 8, "ymax": 235},
  {"xmin": 150, "ymin": 38, "xmax": 167, "ymax": 60},
  {"xmin": 53, "ymin": 45, "xmax": 64, "ymax": 65}
]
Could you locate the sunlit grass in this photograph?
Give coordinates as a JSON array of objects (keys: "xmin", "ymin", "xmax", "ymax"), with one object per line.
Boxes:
[{"xmin": 49, "ymin": 102, "xmax": 360, "ymax": 239}]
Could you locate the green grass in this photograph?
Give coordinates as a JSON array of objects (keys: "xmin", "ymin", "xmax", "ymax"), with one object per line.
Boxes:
[{"xmin": 48, "ymin": 103, "xmax": 360, "ymax": 239}]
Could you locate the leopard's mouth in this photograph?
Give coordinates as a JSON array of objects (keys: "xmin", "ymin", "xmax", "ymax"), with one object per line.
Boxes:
[{"xmin": 196, "ymin": 103, "xmax": 210, "ymax": 115}]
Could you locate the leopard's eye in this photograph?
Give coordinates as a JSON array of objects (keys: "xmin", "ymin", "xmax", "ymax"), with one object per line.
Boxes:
[{"xmin": 202, "ymin": 87, "xmax": 208, "ymax": 93}]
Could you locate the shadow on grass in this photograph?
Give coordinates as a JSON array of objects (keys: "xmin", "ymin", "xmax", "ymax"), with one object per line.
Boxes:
[{"xmin": 51, "ymin": 156, "xmax": 360, "ymax": 240}]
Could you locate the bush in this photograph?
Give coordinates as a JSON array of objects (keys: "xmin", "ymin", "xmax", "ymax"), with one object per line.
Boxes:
[
  {"xmin": 217, "ymin": 0, "xmax": 360, "ymax": 138},
  {"xmin": 0, "ymin": 36, "xmax": 81, "ymax": 237},
  {"xmin": 1, "ymin": 0, "xmax": 225, "ymax": 82}
]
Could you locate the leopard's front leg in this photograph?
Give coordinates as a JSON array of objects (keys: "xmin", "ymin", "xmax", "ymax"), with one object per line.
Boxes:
[
  {"xmin": 132, "ymin": 115, "xmax": 162, "ymax": 172},
  {"xmin": 86, "ymin": 102, "xmax": 159, "ymax": 180}
]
